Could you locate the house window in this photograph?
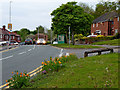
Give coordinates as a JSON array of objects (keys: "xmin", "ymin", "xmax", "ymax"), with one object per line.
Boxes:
[
  {"xmin": 6, "ymin": 35, "xmax": 8, "ymax": 39},
  {"xmin": 13, "ymin": 36, "xmax": 15, "ymax": 39},
  {"xmin": 118, "ymin": 17, "xmax": 119, "ymax": 21},
  {"xmin": 93, "ymin": 24, "xmax": 95, "ymax": 27},
  {"xmin": 115, "ymin": 29, "xmax": 118, "ymax": 34},
  {"xmin": 0, "ymin": 34, "xmax": 2, "ymax": 38},
  {"xmin": 95, "ymin": 30, "xmax": 101, "ymax": 35},
  {"xmin": 96, "ymin": 23, "xmax": 98, "ymax": 27}
]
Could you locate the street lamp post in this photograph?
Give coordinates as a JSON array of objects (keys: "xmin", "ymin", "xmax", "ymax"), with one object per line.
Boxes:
[
  {"xmin": 51, "ymin": 30, "xmax": 52, "ymax": 44},
  {"xmin": 37, "ymin": 27, "xmax": 39, "ymax": 40},
  {"xmin": 9, "ymin": 1, "xmax": 12, "ymax": 45}
]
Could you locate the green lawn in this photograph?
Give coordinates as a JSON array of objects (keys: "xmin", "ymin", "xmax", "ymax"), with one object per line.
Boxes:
[
  {"xmin": 92, "ymin": 39, "xmax": 120, "ymax": 46},
  {"xmin": 27, "ymin": 53, "xmax": 118, "ymax": 88},
  {"xmin": 51, "ymin": 44, "xmax": 103, "ymax": 49}
]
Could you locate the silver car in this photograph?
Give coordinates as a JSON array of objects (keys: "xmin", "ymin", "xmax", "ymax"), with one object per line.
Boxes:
[{"xmin": 36, "ymin": 38, "xmax": 46, "ymax": 45}]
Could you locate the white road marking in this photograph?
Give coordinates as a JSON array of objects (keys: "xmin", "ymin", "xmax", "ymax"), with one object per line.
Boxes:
[
  {"xmin": 59, "ymin": 49, "xmax": 63, "ymax": 57},
  {"xmin": 33, "ymin": 45, "xmax": 35, "ymax": 49},
  {"xmin": 18, "ymin": 52, "xmax": 26, "ymax": 55},
  {"xmin": 28, "ymin": 49, "xmax": 32, "ymax": 51},
  {"xmin": 0, "ymin": 55, "xmax": 13, "ymax": 61}
]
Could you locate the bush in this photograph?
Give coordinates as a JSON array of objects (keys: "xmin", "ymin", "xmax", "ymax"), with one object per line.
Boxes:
[
  {"xmin": 41, "ymin": 54, "xmax": 77, "ymax": 73},
  {"xmin": 113, "ymin": 33, "xmax": 120, "ymax": 39},
  {"xmin": 6, "ymin": 71, "xmax": 30, "ymax": 88},
  {"xmin": 80, "ymin": 36, "xmax": 114, "ymax": 44}
]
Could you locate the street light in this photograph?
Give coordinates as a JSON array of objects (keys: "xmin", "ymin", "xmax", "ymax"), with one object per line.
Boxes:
[
  {"xmin": 37, "ymin": 26, "xmax": 39, "ymax": 40},
  {"xmin": 9, "ymin": 0, "xmax": 12, "ymax": 44}
]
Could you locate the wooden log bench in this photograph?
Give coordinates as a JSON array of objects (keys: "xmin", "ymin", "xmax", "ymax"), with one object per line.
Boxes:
[{"xmin": 84, "ymin": 48, "xmax": 113, "ymax": 57}]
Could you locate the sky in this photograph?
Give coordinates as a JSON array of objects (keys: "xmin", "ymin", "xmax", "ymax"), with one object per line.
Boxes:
[{"xmin": 0, "ymin": 0, "xmax": 117, "ymax": 31}]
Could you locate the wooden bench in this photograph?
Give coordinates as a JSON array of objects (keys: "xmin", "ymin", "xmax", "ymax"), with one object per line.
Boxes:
[{"xmin": 84, "ymin": 48, "xmax": 113, "ymax": 57}]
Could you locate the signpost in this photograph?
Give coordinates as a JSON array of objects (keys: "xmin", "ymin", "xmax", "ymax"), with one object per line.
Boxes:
[{"xmin": 8, "ymin": 23, "xmax": 12, "ymax": 30}]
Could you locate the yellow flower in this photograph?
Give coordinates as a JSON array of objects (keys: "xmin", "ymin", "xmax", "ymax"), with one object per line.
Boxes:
[
  {"xmin": 11, "ymin": 78, "xmax": 12, "ymax": 80},
  {"xmin": 6, "ymin": 84, "xmax": 8, "ymax": 86},
  {"xmin": 6, "ymin": 80, "xmax": 7, "ymax": 82},
  {"xmin": 47, "ymin": 61, "xmax": 50, "ymax": 63},
  {"xmin": 17, "ymin": 72, "xmax": 18, "ymax": 75},
  {"xmin": 59, "ymin": 61, "xmax": 61, "ymax": 64},
  {"xmin": 20, "ymin": 75, "xmax": 22, "ymax": 77},
  {"xmin": 23, "ymin": 73, "xmax": 25, "ymax": 76},
  {"xmin": 27, "ymin": 74, "xmax": 29, "ymax": 77},
  {"xmin": 12, "ymin": 72, "xmax": 13, "ymax": 74},
  {"xmin": 65, "ymin": 56, "xmax": 67, "ymax": 58},
  {"xmin": 44, "ymin": 63, "xmax": 47, "ymax": 65},
  {"xmin": 54, "ymin": 61, "xmax": 56, "ymax": 64},
  {"xmin": 42, "ymin": 62, "xmax": 44, "ymax": 64},
  {"xmin": 57, "ymin": 58, "xmax": 59, "ymax": 61}
]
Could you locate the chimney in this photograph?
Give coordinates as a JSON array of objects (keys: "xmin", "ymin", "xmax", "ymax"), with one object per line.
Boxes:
[{"xmin": 3, "ymin": 25, "xmax": 6, "ymax": 30}]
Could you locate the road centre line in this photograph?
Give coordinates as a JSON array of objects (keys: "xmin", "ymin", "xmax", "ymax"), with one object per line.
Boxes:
[
  {"xmin": 28, "ymin": 49, "xmax": 31, "ymax": 51},
  {"xmin": 0, "ymin": 55, "xmax": 13, "ymax": 61},
  {"xmin": 18, "ymin": 51, "xmax": 26, "ymax": 55}
]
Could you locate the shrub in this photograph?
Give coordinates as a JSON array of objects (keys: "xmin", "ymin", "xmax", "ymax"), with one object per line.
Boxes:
[
  {"xmin": 41, "ymin": 54, "xmax": 76, "ymax": 73},
  {"xmin": 113, "ymin": 33, "xmax": 120, "ymax": 39},
  {"xmin": 6, "ymin": 71, "xmax": 30, "ymax": 88}
]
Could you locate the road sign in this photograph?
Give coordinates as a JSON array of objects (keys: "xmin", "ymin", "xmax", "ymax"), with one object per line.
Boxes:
[{"xmin": 8, "ymin": 23, "xmax": 12, "ymax": 30}]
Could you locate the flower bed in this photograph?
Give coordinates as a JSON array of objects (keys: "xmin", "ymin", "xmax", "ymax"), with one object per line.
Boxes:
[
  {"xmin": 6, "ymin": 71, "xmax": 30, "ymax": 88},
  {"xmin": 41, "ymin": 54, "xmax": 74, "ymax": 73}
]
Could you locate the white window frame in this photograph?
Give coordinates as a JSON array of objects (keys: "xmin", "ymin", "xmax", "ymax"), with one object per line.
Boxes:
[
  {"xmin": 96, "ymin": 30, "xmax": 101, "ymax": 34},
  {"xmin": 115, "ymin": 29, "xmax": 118, "ymax": 34},
  {"xmin": 13, "ymin": 36, "xmax": 15, "ymax": 39},
  {"xmin": 118, "ymin": 17, "xmax": 119, "ymax": 21},
  {"xmin": 96, "ymin": 23, "xmax": 98, "ymax": 27},
  {"xmin": 93, "ymin": 24, "xmax": 95, "ymax": 27}
]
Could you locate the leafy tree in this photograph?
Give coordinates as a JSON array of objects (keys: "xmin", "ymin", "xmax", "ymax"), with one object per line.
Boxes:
[
  {"xmin": 32, "ymin": 25, "xmax": 44, "ymax": 35},
  {"xmin": 19, "ymin": 28, "xmax": 30, "ymax": 42},
  {"xmin": 78, "ymin": 2, "xmax": 94, "ymax": 15},
  {"xmin": 51, "ymin": 1, "xmax": 93, "ymax": 44},
  {"xmin": 94, "ymin": 1, "xmax": 118, "ymax": 19}
]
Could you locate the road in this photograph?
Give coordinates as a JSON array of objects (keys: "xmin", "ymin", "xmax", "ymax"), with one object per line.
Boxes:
[{"xmin": 1, "ymin": 45, "xmax": 61, "ymax": 85}]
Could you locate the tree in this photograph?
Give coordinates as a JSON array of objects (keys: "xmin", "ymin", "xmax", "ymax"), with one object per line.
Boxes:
[
  {"xmin": 78, "ymin": 2, "xmax": 94, "ymax": 15},
  {"xmin": 51, "ymin": 1, "xmax": 93, "ymax": 45},
  {"xmin": 94, "ymin": 1, "xmax": 118, "ymax": 19},
  {"xmin": 19, "ymin": 28, "xmax": 30, "ymax": 42},
  {"xmin": 32, "ymin": 25, "xmax": 44, "ymax": 35}
]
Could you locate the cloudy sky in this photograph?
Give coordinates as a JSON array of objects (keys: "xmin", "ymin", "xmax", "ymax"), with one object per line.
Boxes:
[{"xmin": 0, "ymin": 0, "xmax": 117, "ymax": 31}]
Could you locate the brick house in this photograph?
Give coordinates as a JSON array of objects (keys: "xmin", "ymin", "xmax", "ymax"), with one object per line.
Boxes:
[
  {"xmin": 0, "ymin": 25, "xmax": 21, "ymax": 42},
  {"xmin": 91, "ymin": 11, "xmax": 120, "ymax": 36},
  {"xmin": 36, "ymin": 33, "xmax": 48, "ymax": 41}
]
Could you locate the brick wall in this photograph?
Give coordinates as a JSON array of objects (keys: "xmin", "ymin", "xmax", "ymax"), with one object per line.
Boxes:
[
  {"xmin": 113, "ymin": 16, "xmax": 120, "ymax": 34},
  {"xmin": 91, "ymin": 21, "xmax": 109, "ymax": 36}
]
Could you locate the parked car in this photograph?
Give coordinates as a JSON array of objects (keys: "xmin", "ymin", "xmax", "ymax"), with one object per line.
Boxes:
[
  {"xmin": 14, "ymin": 42, "xmax": 19, "ymax": 45},
  {"xmin": 53, "ymin": 41, "xmax": 58, "ymax": 44},
  {"xmin": 19, "ymin": 42, "xmax": 25, "ymax": 45},
  {"xmin": 25, "ymin": 39, "xmax": 33, "ymax": 45},
  {"xmin": 87, "ymin": 35, "xmax": 97, "ymax": 37},
  {"xmin": 36, "ymin": 38, "xmax": 46, "ymax": 45}
]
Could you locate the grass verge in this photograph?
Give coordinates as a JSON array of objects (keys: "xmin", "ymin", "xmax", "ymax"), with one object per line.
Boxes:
[
  {"xmin": 51, "ymin": 44, "xmax": 103, "ymax": 49},
  {"xmin": 92, "ymin": 39, "xmax": 120, "ymax": 46},
  {"xmin": 26, "ymin": 53, "xmax": 118, "ymax": 88}
]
